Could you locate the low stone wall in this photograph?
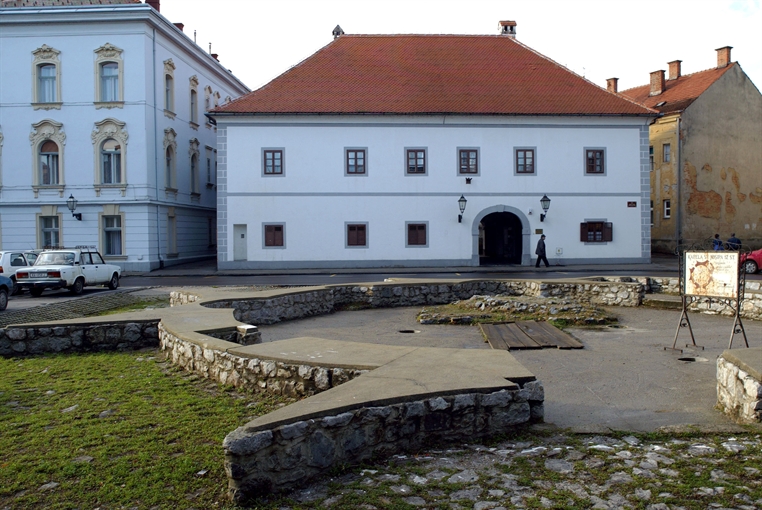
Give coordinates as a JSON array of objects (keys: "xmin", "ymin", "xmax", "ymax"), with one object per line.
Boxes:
[
  {"xmin": 159, "ymin": 323, "xmax": 365, "ymax": 397},
  {"xmin": 0, "ymin": 320, "xmax": 159, "ymax": 357},
  {"xmin": 195, "ymin": 280, "xmax": 644, "ymax": 326},
  {"xmin": 223, "ymin": 382, "xmax": 544, "ymax": 504},
  {"xmin": 717, "ymin": 352, "xmax": 762, "ymax": 424}
]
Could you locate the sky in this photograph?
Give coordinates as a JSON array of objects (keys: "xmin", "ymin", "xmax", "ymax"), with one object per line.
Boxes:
[{"xmin": 160, "ymin": 0, "xmax": 762, "ymax": 94}]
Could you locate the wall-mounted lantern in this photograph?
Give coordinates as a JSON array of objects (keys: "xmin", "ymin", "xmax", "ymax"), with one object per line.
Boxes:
[
  {"xmin": 458, "ymin": 195, "xmax": 467, "ymax": 223},
  {"xmin": 540, "ymin": 194, "xmax": 551, "ymax": 222},
  {"xmin": 67, "ymin": 194, "xmax": 82, "ymax": 221}
]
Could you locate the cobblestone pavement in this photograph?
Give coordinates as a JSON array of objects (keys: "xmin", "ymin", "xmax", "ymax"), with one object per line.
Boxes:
[
  {"xmin": 0, "ymin": 289, "xmax": 155, "ymax": 328},
  {"xmin": 271, "ymin": 430, "xmax": 762, "ymax": 509}
]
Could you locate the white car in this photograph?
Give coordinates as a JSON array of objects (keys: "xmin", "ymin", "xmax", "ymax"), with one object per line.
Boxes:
[
  {"xmin": 0, "ymin": 250, "xmax": 39, "ymax": 295},
  {"xmin": 15, "ymin": 248, "xmax": 121, "ymax": 297}
]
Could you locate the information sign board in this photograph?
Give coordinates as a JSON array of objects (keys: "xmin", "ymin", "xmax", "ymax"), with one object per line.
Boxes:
[{"xmin": 684, "ymin": 251, "xmax": 739, "ymax": 299}]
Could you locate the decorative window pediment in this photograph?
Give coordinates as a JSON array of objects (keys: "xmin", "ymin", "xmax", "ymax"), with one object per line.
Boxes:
[
  {"xmin": 32, "ymin": 45, "xmax": 62, "ymax": 109},
  {"xmin": 94, "ymin": 43, "xmax": 124, "ymax": 107}
]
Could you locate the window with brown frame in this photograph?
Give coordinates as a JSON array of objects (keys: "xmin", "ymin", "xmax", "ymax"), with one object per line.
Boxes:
[
  {"xmin": 407, "ymin": 223, "xmax": 427, "ymax": 246},
  {"xmin": 406, "ymin": 149, "xmax": 426, "ymax": 174},
  {"xmin": 264, "ymin": 224, "xmax": 284, "ymax": 247},
  {"xmin": 458, "ymin": 149, "xmax": 478, "ymax": 174},
  {"xmin": 346, "ymin": 149, "xmax": 366, "ymax": 175},
  {"xmin": 347, "ymin": 224, "xmax": 367, "ymax": 247},
  {"xmin": 580, "ymin": 221, "xmax": 613, "ymax": 243},
  {"xmin": 585, "ymin": 149, "xmax": 605, "ymax": 174},
  {"xmin": 263, "ymin": 149, "xmax": 283, "ymax": 175},
  {"xmin": 515, "ymin": 148, "xmax": 535, "ymax": 174}
]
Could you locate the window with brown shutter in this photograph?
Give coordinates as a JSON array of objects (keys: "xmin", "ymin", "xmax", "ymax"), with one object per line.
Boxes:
[
  {"xmin": 580, "ymin": 222, "xmax": 613, "ymax": 243},
  {"xmin": 407, "ymin": 223, "xmax": 427, "ymax": 246},
  {"xmin": 264, "ymin": 224, "xmax": 284, "ymax": 247},
  {"xmin": 347, "ymin": 224, "xmax": 367, "ymax": 247}
]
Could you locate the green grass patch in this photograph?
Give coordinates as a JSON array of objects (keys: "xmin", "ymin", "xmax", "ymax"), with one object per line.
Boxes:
[
  {"xmin": 93, "ymin": 296, "xmax": 171, "ymax": 316},
  {"xmin": 0, "ymin": 349, "xmax": 291, "ymax": 509}
]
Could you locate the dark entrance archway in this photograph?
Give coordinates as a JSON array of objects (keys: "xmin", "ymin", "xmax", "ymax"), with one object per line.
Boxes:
[{"xmin": 479, "ymin": 212, "xmax": 523, "ymax": 265}]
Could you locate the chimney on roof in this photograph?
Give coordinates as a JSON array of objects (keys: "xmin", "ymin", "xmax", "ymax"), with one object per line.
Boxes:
[
  {"xmin": 716, "ymin": 46, "xmax": 732, "ymax": 68},
  {"xmin": 667, "ymin": 60, "xmax": 681, "ymax": 80},
  {"xmin": 499, "ymin": 20, "xmax": 517, "ymax": 38},
  {"xmin": 606, "ymin": 77, "xmax": 619, "ymax": 93},
  {"xmin": 649, "ymin": 70, "xmax": 665, "ymax": 96},
  {"xmin": 145, "ymin": 0, "xmax": 159, "ymax": 12},
  {"xmin": 173, "ymin": 23, "xmax": 184, "ymax": 32},
  {"xmin": 332, "ymin": 25, "xmax": 345, "ymax": 40}
]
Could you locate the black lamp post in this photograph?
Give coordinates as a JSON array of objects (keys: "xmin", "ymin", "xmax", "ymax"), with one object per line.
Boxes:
[
  {"xmin": 67, "ymin": 194, "xmax": 82, "ymax": 221},
  {"xmin": 540, "ymin": 194, "xmax": 551, "ymax": 222},
  {"xmin": 458, "ymin": 195, "xmax": 467, "ymax": 223}
]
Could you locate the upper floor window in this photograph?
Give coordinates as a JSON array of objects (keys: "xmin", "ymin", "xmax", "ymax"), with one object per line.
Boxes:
[
  {"xmin": 191, "ymin": 154, "xmax": 200, "ymax": 194},
  {"xmin": 663, "ymin": 199, "xmax": 671, "ymax": 219},
  {"xmin": 165, "ymin": 75, "xmax": 174, "ymax": 112},
  {"xmin": 163, "ymin": 128, "xmax": 177, "ymax": 191},
  {"xmin": 165, "ymin": 147, "xmax": 176, "ymax": 188},
  {"xmin": 663, "ymin": 143, "xmax": 671, "ymax": 163},
  {"xmin": 100, "ymin": 63, "xmax": 119, "ymax": 102},
  {"xmin": 458, "ymin": 148, "xmax": 479, "ymax": 175},
  {"xmin": 101, "ymin": 139, "xmax": 121, "ymax": 184},
  {"xmin": 649, "ymin": 146, "xmax": 654, "ymax": 171},
  {"xmin": 585, "ymin": 148, "xmax": 605, "ymax": 175},
  {"xmin": 32, "ymin": 45, "xmax": 62, "ymax": 109},
  {"xmin": 190, "ymin": 89, "xmax": 198, "ymax": 124},
  {"xmin": 38, "ymin": 65, "xmax": 57, "ymax": 103},
  {"xmin": 345, "ymin": 148, "xmax": 367, "ymax": 175},
  {"xmin": 94, "ymin": 43, "xmax": 123, "ymax": 106},
  {"xmin": 406, "ymin": 148, "xmax": 426, "ymax": 175},
  {"xmin": 263, "ymin": 149, "xmax": 284, "ymax": 175},
  {"xmin": 39, "ymin": 141, "xmax": 60, "ymax": 185},
  {"xmin": 515, "ymin": 148, "xmax": 535, "ymax": 174}
]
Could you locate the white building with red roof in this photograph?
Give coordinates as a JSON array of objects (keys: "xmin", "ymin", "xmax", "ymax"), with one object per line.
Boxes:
[
  {"xmin": 212, "ymin": 23, "xmax": 656, "ymax": 269},
  {"xmin": 0, "ymin": 0, "xmax": 249, "ymax": 271}
]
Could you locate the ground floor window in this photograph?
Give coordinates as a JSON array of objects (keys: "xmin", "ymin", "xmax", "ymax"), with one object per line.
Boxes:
[
  {"xmin": 264, "ymin": 224, "xmax": 284, "ymax": 247},
  {"xmin": 347, "ymin": 223, "xmax": 367, "ymax": 247},
  {"xmin": 103, "ymin": 215, "xmax": 123, "ymax": 255},
  {"xmin": 407, "ymin": 222, "xmax": 427, "ymax": 247},
  {"xmin": 580, "ymin": 221, "xmax": 613, "ymax": 243},
  {"xmin": 40, "ymin": 216, "xmax": 60, "ymax": 248}
]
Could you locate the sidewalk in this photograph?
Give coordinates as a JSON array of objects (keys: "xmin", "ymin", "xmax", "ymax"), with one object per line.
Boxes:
[{"xmin": 124, "ymin": 253, "xmax": 680, "ymax": 278}]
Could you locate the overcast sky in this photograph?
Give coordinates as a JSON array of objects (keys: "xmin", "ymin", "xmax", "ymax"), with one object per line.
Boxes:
[{"xmin": 160, "ymin": 0, "xmax": 762, "ymax": 94}]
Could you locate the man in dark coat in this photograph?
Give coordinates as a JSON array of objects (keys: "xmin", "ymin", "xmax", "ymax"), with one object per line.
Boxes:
[
  {"xmin": 535, "ymin": 234, "xmax": 549, "ymax": 268},
  {"xmin": 726, "ymin": 233, "xmax": 741, "ymax": 250}
]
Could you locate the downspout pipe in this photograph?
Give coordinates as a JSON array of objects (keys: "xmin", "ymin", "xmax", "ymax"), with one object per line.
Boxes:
[
  {"xmin": 152, "ymin": 27, "xmax": 163, "ymax": 269},
  {"xmin": 675, "ymin": 116, "xmax": 682, "ymax": 249}
]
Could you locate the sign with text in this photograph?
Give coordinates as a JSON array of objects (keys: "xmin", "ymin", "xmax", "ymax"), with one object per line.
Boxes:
[{"xmin": 684, "ymin": 251, "xmax": 739, "ymax": 298}]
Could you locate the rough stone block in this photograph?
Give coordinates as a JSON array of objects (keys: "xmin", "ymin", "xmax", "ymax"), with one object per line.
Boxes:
[
  {"xmin": 322, "ymin": 412, "xmax": 353, "ymax": 428},
  {"xmin": 224, "ymin": 430, "xmax": 274, "ymax": 456}
]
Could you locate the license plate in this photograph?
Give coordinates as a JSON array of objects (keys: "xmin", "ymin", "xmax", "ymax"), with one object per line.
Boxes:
[{"xmin": 30, "ymin": 272, "xmax": 49, "ymax": 278}]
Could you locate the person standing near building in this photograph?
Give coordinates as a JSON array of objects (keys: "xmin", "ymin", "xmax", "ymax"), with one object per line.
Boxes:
[
  {"xmin": 535, "ymin": 234, "xmax": 549, "ymax": 268},
  {"xmin": 712, "ymin": 234, "xmax": 725, "ymax": 250},
  {"xmin": 726, "ymin": 233, "xmax": 741, "ymax": 250}
]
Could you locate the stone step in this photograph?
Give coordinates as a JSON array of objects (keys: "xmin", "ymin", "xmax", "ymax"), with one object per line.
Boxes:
[{"xmin": 642, "ymin": 293, "xmax": 683, "ymax": 309}]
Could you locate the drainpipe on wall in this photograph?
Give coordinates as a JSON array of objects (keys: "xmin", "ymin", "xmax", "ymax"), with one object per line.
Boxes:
[
  {"xmin": 675, "ymin": 117, "xmax": 682, "ymax": 250},
  {"xmin": 152, "ymin": 27, "xmax": 163, "ymax": 269}
]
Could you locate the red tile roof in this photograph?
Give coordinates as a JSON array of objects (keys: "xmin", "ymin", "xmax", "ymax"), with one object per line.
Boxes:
[
  {"xmin": 620, "ymin": 64, "xmax": 735, "ymax": 114},
  {"xmin": 215, "ymin": 35, "xmax": 654, "ymax": 116}
]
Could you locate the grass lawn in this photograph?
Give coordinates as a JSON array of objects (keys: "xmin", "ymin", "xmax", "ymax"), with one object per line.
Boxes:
[{"xmin": 0, "ymin": 348, "xmax": 291, "ymax": 509}]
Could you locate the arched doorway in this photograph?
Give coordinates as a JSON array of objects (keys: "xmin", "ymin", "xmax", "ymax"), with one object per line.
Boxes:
[{"xmin": 478, "ymin": 212, "xmax": 523, "ymax": 265}]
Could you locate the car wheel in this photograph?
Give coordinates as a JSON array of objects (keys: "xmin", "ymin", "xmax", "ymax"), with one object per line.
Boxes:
[
  {"xmin": 744, "ymin": 260, "xmax": 758, "ymax": 274},
  {"xmin": 10, "ymin": 277, "xmax": 20, "ymax": 296},
  {"xmin": 30, "ymin": 288, "xmax": 44, "ymax": 297},
  {"xmin": 107, "ymin": 273, "xmax": 119, "ymax": 290},
  {"xmin": 0, "ymin": 288, "xmax": 7, "ymax": 311},
  {"xmin": 69, "ymin": 278, "xmax": 84, "ymax": 295}
]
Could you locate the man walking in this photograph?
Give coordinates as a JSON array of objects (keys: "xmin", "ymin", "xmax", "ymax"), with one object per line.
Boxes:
[
  {"xmin": 535, "ymin": 234, "xmax": 549, "ymax": 268},
  {"xmin": 727, "ymin": 233, "xmax": 741, "ymax": 250}
]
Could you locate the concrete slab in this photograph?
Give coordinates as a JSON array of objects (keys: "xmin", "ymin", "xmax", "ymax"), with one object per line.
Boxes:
[{"xmin": 720, "ymin": 346, "xmax": 762, "ymax": 381}]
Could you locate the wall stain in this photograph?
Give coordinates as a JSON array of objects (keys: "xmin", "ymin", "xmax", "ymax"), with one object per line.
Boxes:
[
  {"xmin": 685, "ymin": 162, "xmax": 722, "ymax": 219},
  {"xmin": 725, "ymin": 191, "xmax": 736, "ymax": 219},
  {"xmin": 738, "ymin": 193, "xmax": 747, "ymax": 203}
]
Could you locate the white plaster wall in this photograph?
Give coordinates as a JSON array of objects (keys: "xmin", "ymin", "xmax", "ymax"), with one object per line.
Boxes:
[
  {"xmin": 220, "ymin": 116, "xmax": 649, "ymax": 268},
  {"xmin": 0, "ymin": 6, "xmax": 248, "ymax": 270}
]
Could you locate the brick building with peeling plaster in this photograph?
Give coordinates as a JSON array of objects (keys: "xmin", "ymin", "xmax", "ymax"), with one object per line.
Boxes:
[{"xmin": 616, "ymin": 47, "xmax": 762, "ymax": 252}]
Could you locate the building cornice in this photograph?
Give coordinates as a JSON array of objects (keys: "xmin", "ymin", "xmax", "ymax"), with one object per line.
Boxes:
[{"xmin": 0, "ymin": 4, "xmax": 249, "ymax": 94}]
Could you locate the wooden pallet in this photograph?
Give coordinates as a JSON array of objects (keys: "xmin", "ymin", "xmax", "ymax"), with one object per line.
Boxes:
[{"xmin": 479, "ymin": 321, "xmax": 583, "ymax": 350}]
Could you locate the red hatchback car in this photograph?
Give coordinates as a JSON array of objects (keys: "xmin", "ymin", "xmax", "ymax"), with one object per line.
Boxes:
[{"xmin": 741, "ymin": 248, "xmax": 762, "ymax": 274}]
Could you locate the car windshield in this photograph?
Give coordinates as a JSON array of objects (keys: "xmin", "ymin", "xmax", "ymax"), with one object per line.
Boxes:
[{"xmin": 35, "ymin": 252, "xmax": 76, "ymax": 266}]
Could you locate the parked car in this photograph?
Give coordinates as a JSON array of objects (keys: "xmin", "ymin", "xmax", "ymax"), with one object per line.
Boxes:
[
  {"xmin": 15, "ymin": 247, "xmax": 121, "ymax": 297},
  {"xmin": 0, "ymin": 250, "xmax": 39, "ymax": 295},
  {"xmin": 740, "ymin": 248, "xmax": 762, "ymax": 274},
  {"xmin": 0, "ymin": 274, "xmax": 11, "ymax": 311}
]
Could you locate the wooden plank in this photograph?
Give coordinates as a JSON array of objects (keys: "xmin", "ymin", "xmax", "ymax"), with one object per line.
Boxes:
[
  {"xmin": 502, "ymin": 323, "xmax": 543, "ymax": 349},
  {"xmin": 479, "ymin": 324, "xmax": 508, "ymax": 351},
  {"xmin": 531, "ymin": 321, "xmax": 584, "ymax": 349},
  {"xmin": 515, "ymin": 320, "xmax": 558, "ymax": 348}
]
